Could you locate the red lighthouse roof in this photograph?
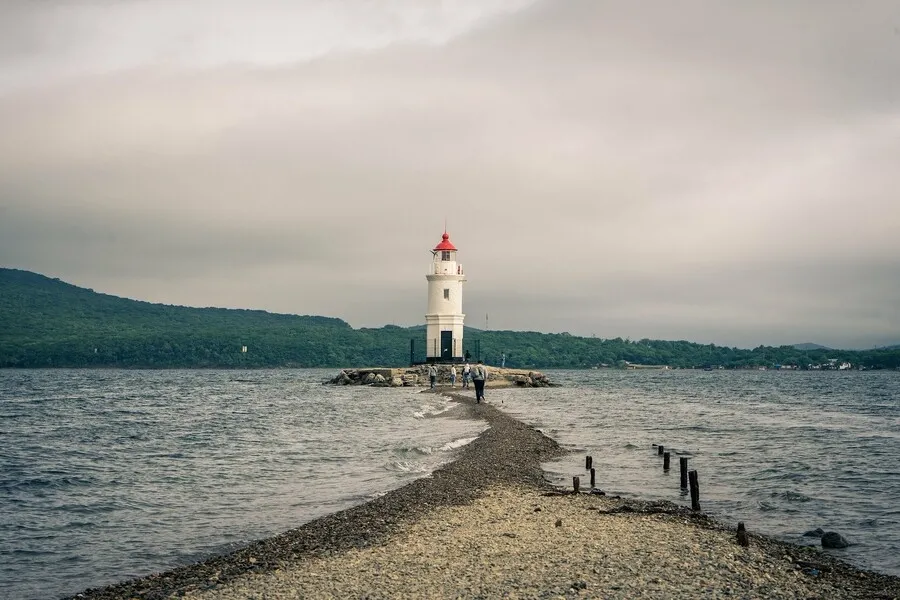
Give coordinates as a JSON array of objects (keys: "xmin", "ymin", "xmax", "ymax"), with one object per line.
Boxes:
[{"xmin": 433, "ymin": 231, "xmax": 457, "ymax": 251}]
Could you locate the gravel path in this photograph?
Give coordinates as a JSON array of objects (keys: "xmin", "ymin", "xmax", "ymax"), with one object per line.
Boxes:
[
  {"xmin": 181, "ymin": 486, "xmax": 894, "ymax": 599},
  {"xmin": 68, "ymin": 392, "xmax": 900, "ymax": 600}
]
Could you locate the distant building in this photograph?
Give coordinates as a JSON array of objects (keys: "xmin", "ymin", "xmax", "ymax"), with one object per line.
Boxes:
[{"xmin": 425, "ymin": 231, "xmax": 466, "ymax": 363}]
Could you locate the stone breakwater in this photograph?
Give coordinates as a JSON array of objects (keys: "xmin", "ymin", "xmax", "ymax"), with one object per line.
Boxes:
[
  {"xmin": 326, "ymin": 365, "xmax": 553, "ymax": 388},
  {"xmin": 67, "ymin": 392, "xmax": 900, "ymax": 600}
]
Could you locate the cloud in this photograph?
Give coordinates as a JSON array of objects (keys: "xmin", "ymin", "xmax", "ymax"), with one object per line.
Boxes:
[
  {"xmin": 0, "ymin": 0, "xmax": 538, "ymax": 92},
  {"xmin": 1, "ymin": 0, "xmax": 898, "ymax": 348}
]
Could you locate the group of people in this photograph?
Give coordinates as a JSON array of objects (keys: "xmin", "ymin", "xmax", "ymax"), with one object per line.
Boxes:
[{"xmin": 427, "ymin": 360, "xmax": 488, "ymax": 403}]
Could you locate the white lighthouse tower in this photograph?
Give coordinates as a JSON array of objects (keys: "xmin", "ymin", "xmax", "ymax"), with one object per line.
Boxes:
[{"xmin": 425, "ymin": 231, "xmax": 465, "ymax": 362}]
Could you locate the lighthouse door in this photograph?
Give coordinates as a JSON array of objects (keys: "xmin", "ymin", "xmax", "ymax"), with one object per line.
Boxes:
[{"xmin": 440, "ymin": 330, "xmax": 452, "ymax": 360}]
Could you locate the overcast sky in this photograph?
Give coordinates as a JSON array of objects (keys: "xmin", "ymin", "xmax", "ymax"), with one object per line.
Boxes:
[{"xmin": 1, "ymin": 0, "xmax": 898, "ymax": 349}]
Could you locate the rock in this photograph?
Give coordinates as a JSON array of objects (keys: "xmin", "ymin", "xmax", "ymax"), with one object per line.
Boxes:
[
  {"xmin": 821, "ymin": 531, "xmax": 850, "ymax": 549},
  {"xmin": 554, "ymin": 518, "xmax": 562, "ymax": 527},
  {"xmin": 326, "ymin": 365, "xmax": 554, "ymax": 387},
  {"xmin": 736, "ymin": 522, "xmax": 749, "ymax": 547},
  {"xmin": 372, "ymin": 374, "xmax": 388, "ymax": 387},
  {"xmin": 802, "ymin": 527, "xmax": 825, "ymax": 538}
]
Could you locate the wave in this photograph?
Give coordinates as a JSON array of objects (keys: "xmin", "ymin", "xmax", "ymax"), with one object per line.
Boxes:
[
  {"xmin": 1, "ymin": 474, "xmax": 97, "ymax": 491},
  {"xmin": 413, "ymin": 401, "xmax": 454, "ymax": 419},
  {"xmin": 772, "ymin": 490, "xmax": 813, "ymax": 503},
  {"xmin": 396, "ymin": 445, "xmax": 434, "ymax": 456},
  {"xmin": 440, "ymin": 437, "xmax": 478, "ymax": 452},
  {"xmin": 387, "ymin": 460, "xmax": 431, "ymax": 474}
]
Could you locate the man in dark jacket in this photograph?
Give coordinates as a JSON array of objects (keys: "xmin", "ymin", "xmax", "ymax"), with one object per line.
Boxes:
[{"xmin": 472, "ymin": 360, "xmax": 488, "ymax": 403}]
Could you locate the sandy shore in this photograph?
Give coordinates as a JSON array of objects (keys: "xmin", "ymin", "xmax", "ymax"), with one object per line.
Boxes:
[{"xmin": 68, "ymin": 392, "xmax": 900, "ymax": 600}]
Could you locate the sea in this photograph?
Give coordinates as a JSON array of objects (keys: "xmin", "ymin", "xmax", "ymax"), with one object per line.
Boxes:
[{"xmin": 0, "ymin": 369, "xmax": 897, "ymax": 599}]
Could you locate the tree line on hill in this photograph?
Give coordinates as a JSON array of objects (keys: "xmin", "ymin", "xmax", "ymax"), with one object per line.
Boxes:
[{"xmin": 2, "ymin": 268, "xmax": 899, "ymax": 370}]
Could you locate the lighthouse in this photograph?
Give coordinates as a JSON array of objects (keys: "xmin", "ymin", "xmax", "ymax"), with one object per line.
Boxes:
[{"xmin": 425, "ymin": 231, "xmax": 465, "ymax": 362}]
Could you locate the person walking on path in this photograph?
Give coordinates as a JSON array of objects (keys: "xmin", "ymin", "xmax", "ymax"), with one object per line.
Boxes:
[
  {"xmin": 472, "ymin": 360, "xmax": 488, "ymax": 403},
  {"xmin": 449, "ymin": 365, "xmax": 457, "ymax": 387},
  {"xmin": 462, "ymin": 363, "xmax": 471, "ymax": 389},
  {"xmin": 428, "ymin": 364, "xmax": 438, "ymax": 389}
]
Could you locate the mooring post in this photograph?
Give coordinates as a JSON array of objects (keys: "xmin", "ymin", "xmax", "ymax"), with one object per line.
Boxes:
[
  {"xmin": 585, "ymin": 455, "xmax": 593, "ymax": 470},
  {"xmin": 658, "ymin": 445, "xmax": 664, "ymax": 456},
  {"xmin": 663, "ymin": 451, "xmax": 671, "ymax": 471},
  {"xmin": 590, "ymin": 467, "xmax": 596, "ymax": 488},
  {"xmin": 688, "ymin": 469, "xmax": 701, "ymax": 511},
  {"xmin": 679, "ymin": 457, "xmax": 689, "ymax": 489},
  {"xmin": 573, "ymin": 476, "xmax": 580, "ymax": 494}
]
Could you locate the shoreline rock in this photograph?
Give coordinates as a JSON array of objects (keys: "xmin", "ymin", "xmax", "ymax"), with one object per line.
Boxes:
[{"xmin": 325, "ymin": 365, "xmax": 554, "ymax": 387}]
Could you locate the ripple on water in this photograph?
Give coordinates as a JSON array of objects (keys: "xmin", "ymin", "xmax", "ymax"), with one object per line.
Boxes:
[
  {"xmin": 496, "ymin": 369, "xmax": 900, "ymax": 578},
  {"xmin": 0, "ymin": 369, "xmax": 488, "ymax": 600}
]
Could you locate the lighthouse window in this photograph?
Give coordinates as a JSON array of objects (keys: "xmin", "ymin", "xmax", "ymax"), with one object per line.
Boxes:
[
  {"xmin": 443, "ymin": 289, "xmax": 450, "ymax": 300},
  {"xmin": 441, "ymin": 251, "xmax": 451, "ymax": 261}
]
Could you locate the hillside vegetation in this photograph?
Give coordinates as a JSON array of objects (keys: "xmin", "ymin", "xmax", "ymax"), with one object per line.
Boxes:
[{"xmin": 2, "ymin": 268, "xmax": 899, "ymax": 370}]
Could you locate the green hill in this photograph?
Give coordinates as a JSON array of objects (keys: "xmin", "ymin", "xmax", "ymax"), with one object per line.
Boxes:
[
  {"xmin": 0, "ymin": 268, "xmax": 415, "ymax": 367},
  {"xmin": 2, "ymin": 268, "xmax": 899, "ymax": 370}
]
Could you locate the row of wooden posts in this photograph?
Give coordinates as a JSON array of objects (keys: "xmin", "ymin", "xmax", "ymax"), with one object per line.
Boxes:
[{"xmin": 573, "ymin": 447, "xmax": 701, "ymax": 511}]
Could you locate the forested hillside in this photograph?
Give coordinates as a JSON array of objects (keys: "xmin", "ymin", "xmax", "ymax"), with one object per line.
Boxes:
[
  {"xmin": 2, "ymin": 268, "xmax": 899, "ymax": 369},
  {"xmin": 0, "ymin": 268, "xmax": 401, "ymax": 367}
]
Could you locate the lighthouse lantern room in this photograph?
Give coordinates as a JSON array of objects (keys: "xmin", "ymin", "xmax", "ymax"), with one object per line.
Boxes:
[{"xmin": 425, "ymin": 231, "xmax": 466, "ymax": 362}]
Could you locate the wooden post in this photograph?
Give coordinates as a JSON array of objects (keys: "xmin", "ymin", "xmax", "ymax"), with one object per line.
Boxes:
[
  {"xmin": 573, "ymin": 476, "xmax": 580, "ymax": 494},
  {"xmin": 663, "ymin": 451, "xmax": 671, "ymax": 471},
  {"xmin": 688, "ymin": 470, "xmax": 701, "ymax": 511},
  {"xmin": 737, "ymin": 522, "xmax": 749, "ymax": 547},
  {"xmin": 679, "ymin": 457, "xmax": 689, "ymax": 489},
  {"xmin": 585, "ymin": 455, "xmax": 592, "ymax": 470},
  {"xmin": 657, "ymin": 445, "xmax": 664, "ymax": 456},
  {"xmin": 590, "ymin": 467, "xmax": 596, "ymax": 488}
]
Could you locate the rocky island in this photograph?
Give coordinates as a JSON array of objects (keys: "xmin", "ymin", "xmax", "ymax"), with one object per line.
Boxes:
[{"xmin": 326, "ymin": 365, "xmax": 554, "ymax": 388}]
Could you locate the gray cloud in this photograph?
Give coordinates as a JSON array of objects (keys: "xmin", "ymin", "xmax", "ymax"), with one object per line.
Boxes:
[{"xmin": 1, "ymin": 0, "xmax": 898, "ymax": 348}]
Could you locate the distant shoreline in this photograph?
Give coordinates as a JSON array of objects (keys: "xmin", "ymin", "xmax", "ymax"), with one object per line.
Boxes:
[{"xmin": 4, "ymin": 268, "xmax": 899, "ymax": 371}]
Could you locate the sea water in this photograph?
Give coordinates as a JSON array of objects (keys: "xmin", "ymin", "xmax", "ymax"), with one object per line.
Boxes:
[
  {"xmin": 0, "ymin": 369, "xmax": 485, "ymax": 600},
  {"xmin": 490, "ymin": 369, "xmax": 900, "ymax": 577},
  {"xmin": 2, "ymin": 369, "xmax": 898, "ymax": 599}
]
